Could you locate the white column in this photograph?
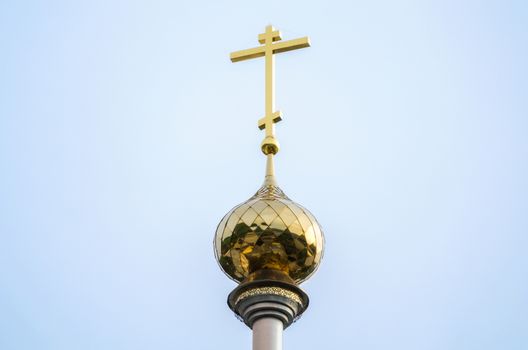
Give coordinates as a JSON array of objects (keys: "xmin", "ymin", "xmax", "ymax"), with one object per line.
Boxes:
[{"xmin": 252, "ymin": 317, "xmax": 283, "ymax": 350}]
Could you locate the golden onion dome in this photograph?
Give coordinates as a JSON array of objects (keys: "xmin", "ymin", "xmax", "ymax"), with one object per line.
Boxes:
[{"xmin": 214, "ymin": 180, "xmax": 324, "ymax": 284}]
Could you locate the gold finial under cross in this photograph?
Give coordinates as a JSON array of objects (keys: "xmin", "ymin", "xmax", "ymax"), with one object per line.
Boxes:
[{"xmin": 231, "ymin": 25, "xmax": 310, "ymax": 155}]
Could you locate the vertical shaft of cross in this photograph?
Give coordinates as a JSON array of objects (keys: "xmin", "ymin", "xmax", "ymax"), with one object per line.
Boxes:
[{"xmin": 264, "ymin": 25, "xmax": 275, "ymax": 139}]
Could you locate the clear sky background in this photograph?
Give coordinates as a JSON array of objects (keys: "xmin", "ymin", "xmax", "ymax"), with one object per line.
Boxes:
[{"xmin": 1, "ymin": 0, "xmax": 527, "ymax": 349}]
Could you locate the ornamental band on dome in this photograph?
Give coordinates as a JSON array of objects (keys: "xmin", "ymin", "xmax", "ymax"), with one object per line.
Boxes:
[{"xmin": 213, "ymin": 25, "xmax": 325, "ymax": 350}]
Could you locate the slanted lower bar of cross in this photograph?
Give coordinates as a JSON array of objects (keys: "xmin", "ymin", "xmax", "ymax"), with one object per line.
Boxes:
[{"xmin": 230, "ymin": 25, "xmax": 310, "ymax": 155}]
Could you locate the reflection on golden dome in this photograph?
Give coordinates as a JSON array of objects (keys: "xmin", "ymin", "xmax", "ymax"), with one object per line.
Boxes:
[{"xmin": 214, "ymin": 183, "xmax": 324, "ymax": 284}]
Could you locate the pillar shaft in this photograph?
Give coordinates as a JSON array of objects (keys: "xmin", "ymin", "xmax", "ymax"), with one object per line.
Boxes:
[{"xmin": 253, "ymin": 317, "xmax": 283, "ymax": 350}]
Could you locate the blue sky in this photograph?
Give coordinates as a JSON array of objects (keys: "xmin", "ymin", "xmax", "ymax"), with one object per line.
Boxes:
[{"xmin": 0, "ymin": 0, "xmax": 527, "ymax": 349}]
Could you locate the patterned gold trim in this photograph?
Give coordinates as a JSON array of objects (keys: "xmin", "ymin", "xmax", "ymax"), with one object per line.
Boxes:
[
  {"xmin": 235, "ymin": 287, "xmax": 303, "ymax": 305},
  {"xmin": 251, "ymin": 184, "xmax": 289, "ymax": 200}
]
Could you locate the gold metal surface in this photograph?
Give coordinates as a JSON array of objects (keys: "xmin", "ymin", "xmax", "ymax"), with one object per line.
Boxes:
[
  {"xmin": 214, "ymin": 183, "xmax": 324, "ymax": 284},
  {"xmin": 235, "ymin": 287, "xmax": 303, "ymax": 305},
  {"xmin": 215, "ymin": 25, "xmax": 323, "ymax": 286},
  {"xmin": 230, "ymin": 25, "xmax": 310, "ymax": 155}
]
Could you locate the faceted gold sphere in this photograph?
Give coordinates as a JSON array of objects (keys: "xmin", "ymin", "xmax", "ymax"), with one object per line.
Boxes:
[
  {"xmin": 261, "ymin": 136, "xmax": 280, "ymax": 155},
  {"xmin": 214, "ymin": 184, "xmax": 324, "ymax": 284}
]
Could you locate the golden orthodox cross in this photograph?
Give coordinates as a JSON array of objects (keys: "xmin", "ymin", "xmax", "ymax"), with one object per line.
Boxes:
[{"xmin": 230, "ymin": 25, "xmax": 310, "ymax": 155}]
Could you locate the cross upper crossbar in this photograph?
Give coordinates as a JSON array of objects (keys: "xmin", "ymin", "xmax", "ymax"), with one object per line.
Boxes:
[{"xmin": 230, "ymin": 37, "xmax": 310, "ymax": 62}]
